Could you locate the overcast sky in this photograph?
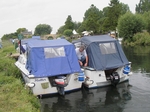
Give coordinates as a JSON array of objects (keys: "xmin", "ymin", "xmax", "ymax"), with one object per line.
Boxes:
[{"xmin": 0, "ymin": 0, "xmax": 140, "ymax": 38}]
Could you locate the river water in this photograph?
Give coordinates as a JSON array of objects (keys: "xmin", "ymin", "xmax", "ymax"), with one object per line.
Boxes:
[{"xmin": 40, "ymin": 46, "xmax": 150, "ymax": 112}]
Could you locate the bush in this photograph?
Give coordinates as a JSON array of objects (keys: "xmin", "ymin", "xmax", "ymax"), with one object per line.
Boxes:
[
  {"xmin": 117, "ymin": 12, "xmax": 146, "ymax": 41},
  {"xmin": 142, "ymin": 11, "xmax": 150, "ymax": 33},
  {"xmin": 34, "ymin": 24, "xmax": 52, "ymax": 36},
  {"xmin": 132, "ymin": 32, "xmax": 150, "ymax": 46},
  {"xmin": 63, "ymin": 29, "xmax": 73, "ymax": 37}
]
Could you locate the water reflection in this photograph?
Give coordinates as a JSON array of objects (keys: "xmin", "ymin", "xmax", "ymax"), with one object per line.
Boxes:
[
  {"xmin": 40, "ymin": 81, "xmax": 132, "ymax": 112},
  {"xmin": 123, "ymin": 46, "xmax": 150, "ymax": 73}
]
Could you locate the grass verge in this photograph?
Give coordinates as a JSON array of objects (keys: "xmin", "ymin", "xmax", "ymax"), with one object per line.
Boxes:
[{"xmin": 0, "ymin": 40, "xmax": 40, "ymax": 112}]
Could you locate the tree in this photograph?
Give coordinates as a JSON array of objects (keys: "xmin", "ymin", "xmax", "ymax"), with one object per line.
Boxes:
[
  {"xmin": 104, "ymin": 0, "xmax": 130, "ymax": 33},
  {"xmin": 64, "ymin": 15, "xmax": 74, "ymax": 30},
  {"xmin": 136, "ymin": 0, "xmax": 150, "ymax": 14},
  {"xmin": 2, "ymin": 32, "xmax": 18, "ymax": 40},
  {"xmin": 97, "ymin": 6, "xmax": 110, "ymax": 34},
  {"xmin": 102, "ymin": 6, "xmax": 109, "ymax": 17},
  {"xmin": 57, "ymin": 25, "xmax": 66, "ymax": 34},
  {"xmin": 73, "ymin": 21, "xmax": 82, "ymax": 33},
  {"xmin": 142, "ymin": 11, "xmax": 150, "ymax": 33},
  {"xmin": 1, "ymin": 28, "xmax": 28, "ymax": 40},
  {"xmin": 117, "ymin": 12, "xmax": 145, "ymax": 41},
  {"xmin": 99, "ymin": 2, "xmax": 129, "ymax": 34},
  {"xmin": 77, "ymin": 21, "xmax": 86, "ymax": 34},
  {"xmin": 34, "ymin": 24, "xmax": 52, "ymax": 36},
  {"xmin": 82, "ymin": 4, "xmax": 101, "ymax": 34},
  {"xmin": 120, "ymin": 3, "xmax": 130, "ymax": 15},
  {"xmin": 107, "ymin": 0, "xmax": 122, "ymax": 31},
  {"xmin": 100, "ymin": 17, "xmax": 110, "ymax": 33},
  {"xmin": 16, "ymin": 28, "xmax": 27, "ymax": 34},
  {"xmin": 63, "ymin": 29, "xmax": 73, "ymax": 37},
  {"xmin": 57, "ymin": 15, "xmax": 74, "ymax": 35}
]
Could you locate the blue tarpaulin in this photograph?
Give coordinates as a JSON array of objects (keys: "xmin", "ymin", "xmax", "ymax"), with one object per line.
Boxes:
[
  {"xmin": 32, "ymin": 36, "xmax": 40, "ymax": 39},
  {"xmin": 73, "ymin": 35, "xmax": 129, "ymax": 70},
  {"xmin": 26, "ymin": 39, "xmax": 81, "ymax": 77}
]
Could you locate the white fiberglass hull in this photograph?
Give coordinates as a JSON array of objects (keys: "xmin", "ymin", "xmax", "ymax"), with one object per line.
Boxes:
[
  {"xmin": 15, "ymin": 54, "xmax": 131, "ymax": 96},
  {"xmin": 82, "ymin": 67, "xmax": 130, "ymax": 88},
  {"xmin": 21, "ymin": 72, "xmax": 82, "ymax": 95},
  {"xmin": 15, "ymin": 55, "xmax": 83, "ymax": 96}
]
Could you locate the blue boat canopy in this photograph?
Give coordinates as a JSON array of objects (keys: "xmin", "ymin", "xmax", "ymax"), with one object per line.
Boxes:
[
  {"xmin": 25, "ymin": 39, "xmax": 81, "ymax": 77},
  {"xmin": 73, "ymin": 35, "xmax": 129, "ymax": 70}
]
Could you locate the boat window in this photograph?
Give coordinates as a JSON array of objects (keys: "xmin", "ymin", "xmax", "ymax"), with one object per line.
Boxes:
[
  {"xmin": 44, "ymin": 47, "xmax": 66, "ymax": 58},
  {"xmin": 99, "ymin": 42, "xmax": 116, "ymax": 54}
]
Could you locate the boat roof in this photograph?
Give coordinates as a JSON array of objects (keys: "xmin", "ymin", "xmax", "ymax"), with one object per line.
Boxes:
[
  {"xmin": 27, "ymin": 39, "xmax": 72, "ymax": 48},
  {"xmin": 73, "ymin": 35, "xmax": 116, "ymax": 46}
]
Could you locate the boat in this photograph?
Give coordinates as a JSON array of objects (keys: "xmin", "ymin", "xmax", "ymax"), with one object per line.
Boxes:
[
  {"xmin": 72, "ymin": 35, "xmax": 132, "ymax": 88},
  {"xmin": 15, "ymin": 34, "xmax": 131, "ymax": 96},
  {"xmin": 15, "ymin": 39, "xmax": 83, "ymax": 96}
]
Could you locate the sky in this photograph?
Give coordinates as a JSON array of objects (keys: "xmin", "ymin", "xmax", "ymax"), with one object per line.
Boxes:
[{"xmin": 0, "ymin": 0, "xmax": 140, "ymax": 38}]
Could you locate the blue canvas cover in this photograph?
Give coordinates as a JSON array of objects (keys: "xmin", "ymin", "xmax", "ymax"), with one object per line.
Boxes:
[
  {"xmin": 21, "ymin": 36, "xmax": 41, "ymax": 45},
  {"xmin": 32, "ymin": 36, "xmax": 41, "ymax": 39},
  {"xmin": 20, "ymin": 37, "xmax": 41, "ymax": 53},
  {"xmin": 26, "ymin": 39, "xmax": 81, "ymax": 77},
  {"xmin": 73, "ymin": 35, "xmax": 129, "ymax": 70}
]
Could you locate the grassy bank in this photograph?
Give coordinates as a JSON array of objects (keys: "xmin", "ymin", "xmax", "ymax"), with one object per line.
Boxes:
[{"xmin": 0, "ymin": 40, "xmax": 40, "ymax": 112}]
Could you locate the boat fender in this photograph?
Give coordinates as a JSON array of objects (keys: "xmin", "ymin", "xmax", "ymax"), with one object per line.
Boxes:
[
  {"xmin": 26, "ymin": 82, "xmax": 35, "ymax": 88},
  {"xmin": 123, "ymin": 65, "xmax": 130, "ymax": 75},
  {"xmin": 84, "ymin": 80, "xmax": 94, "ymax": 85}
]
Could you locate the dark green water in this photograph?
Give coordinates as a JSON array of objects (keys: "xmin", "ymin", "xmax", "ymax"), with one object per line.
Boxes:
[{"xmin": 40, "ymin": 46, "xmax": 150, "ymax": 112}]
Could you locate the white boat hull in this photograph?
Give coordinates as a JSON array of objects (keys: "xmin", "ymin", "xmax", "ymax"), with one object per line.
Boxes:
[
  {"xmin": 15, "ymin": 54, "xmax": 131, "ymax": 96},
  {"xmin": 22, "ymin": 73, "xmax": 82, "ymax": 95},
  {"xmin": 82, "ymin": 67, "xmax": 130, "ymax": 88}
]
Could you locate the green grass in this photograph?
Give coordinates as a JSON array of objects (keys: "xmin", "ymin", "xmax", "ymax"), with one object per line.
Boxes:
[{"xmin": 0, "ymin": 40, "xmax": 40, "ymax": 112}]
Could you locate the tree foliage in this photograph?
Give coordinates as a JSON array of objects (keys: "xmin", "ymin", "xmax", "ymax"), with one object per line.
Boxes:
[
  {"xmin": 64, "ymin": 15, "xmax": 74, "ymax": 30},
  {"xmin": 142, "ymin": 11, "xmax": 150, "ymax": 33},
  {"xmin": 57, "ymin": 15, "xmax": 74, "ymax": 35},
  {"xmin": 106, "ymin": 0, "xmax": 122, "ymax": 31},
  {"xmin": 83, "ymin": 4, "xmax": 101, "ymax": 34},
  {"xmin": 57, "ymin": 25, "xmax": 66, "ymax": 34},
  {"xmin": 120, "ymin": 3, "xmax": 130, "ymax": 15},
  {"xmin": 99, "ymin": 7, "xmax": 110, "ymax": 33},
  {"xmin": 2, "ymin": 28, "xmax": 28, "ymax": 40},
  {"xmin": 34, "ymin": 24, "xmax": 52, "ymax": 36},
  {"xmin": 73, "ymin": 21, "xmax": 82, "ymax": 33},
  {"xmin": 102, "ymin": 0, "xmax": 130, "ymax": 33},
  {"xmin": 16, "ymin": 28, "xmax": 27, "ymax": 34},
  {"xmin": 2, "ymin": 33, "xmax": 18, "ymax": 40},
  {"xmin": 132, "ymin": 31, "xmax": 150, "ymax": 45},
  {"xmin": 117, "ymin": 12, "xmax": 145, "ymax": 41},
  {"xmin": 102, "ymin": 6, "xmax": 109, "ymax": 17},
  {"xmin": 136, "ymin": 0, "xmax": 150, "ymax": 14},
  {"xmin": 57, "ymin": 2, "xmax": 130, "ymax": 35},
  {"xmin": 63, "ymin": 29, "xmax": 73, "ymax": 37},
  {"xmin": 78, "ymin": 22, "xmax": 86, "ymax": 34}
]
